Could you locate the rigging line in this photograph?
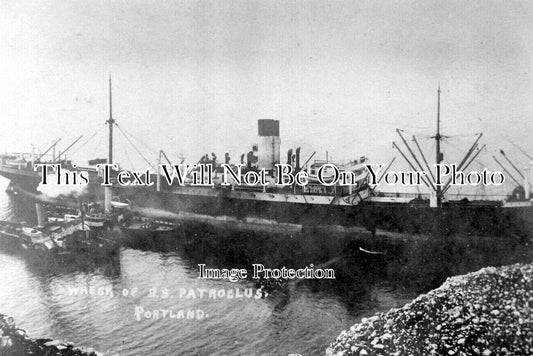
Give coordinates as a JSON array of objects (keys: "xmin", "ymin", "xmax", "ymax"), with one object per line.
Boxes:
[
  {"xmin": 410, "ymin": 130, "xmax": 470, "ymax": 141},
  {"xmin": 115, "ymin": 124, "xmax": 156, "ymax": 171},
  {"xmin": 443, "ymin": 140, "xmax": 478, "ymax": 159},
  {"xmin": 117, "ymin": 124, "xmax": 160, "ymax": 156},
  {"xmin": 392, "ymin": 142, "xmax": 431, "ymax": 189},
  {"xmin": 441, "ymin": 140, "xmax": 464, "ymax": 153},
  {"xmin": 430, "ymin": 92, "xmax": 484, "ymax": 138},
  {"xmin": 477, "ymin": 117, "xmax": 533, "ymax": 161},
  {"xmin": 444, "ymin": 134, "xmax": 483, "ymax": 142},
  {"xmin": 70, "ymin": 123, "xmax": 107, "ymax": 156},
  {"xmin": 117, "ymin": 131, "xmax": 136, "ymax": 171},
  {"xmin": 500, "ymin": 150, "xmax": 525, "ymax": 179},
  {"xmin": 501, "ymin": 139, "xmax": 533, "ymax": 162},
  {"xmin": 396, "ymin": 130, "xmax": 432, "ymax": 177},
  {"xmin": 442, "ymin": 93, "xmax": 483, "ymax": 122},
  {"xmin": 492, "ymin": 155, "xmax": 521, "ymax": 187},
  {"xmin": 483, "ymin": 146, "xmax": 525, "ymax": 170},
  {"xmin": 423, "ymin": 141, "xmax": 436, "ymax": 168},
  {"xmin": 442, "ymin": 145, "xmax": 486, "ymax": 195},
  {"xmin": 395, "ymin": 128, "xmax": 435, "ymax": 138},
  {"xmin": 412, "ymin": 136, "xmax": 435, "ymax": 183},
  {"xmin": 510, "ymin": 142, "xmax": 533, "ymax": 161}
]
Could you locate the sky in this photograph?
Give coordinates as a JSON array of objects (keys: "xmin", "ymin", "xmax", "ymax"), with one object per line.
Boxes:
[{"xmin": 1, "ymin": 0, "xmax": 533, "ymax": 195}]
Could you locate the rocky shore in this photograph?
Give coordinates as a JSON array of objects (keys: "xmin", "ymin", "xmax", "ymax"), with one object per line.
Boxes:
[
  {"xmin": 0, "ymin": 314, "xmax": 102, "ymax": 356},
  {"xmin": 326, "ymin": 263, "xmax": 533, "ymax": 356}
]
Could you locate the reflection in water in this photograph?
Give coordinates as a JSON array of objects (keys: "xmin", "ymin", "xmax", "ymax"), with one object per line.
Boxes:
[{"xmin": 0, "ymin": 178, "xmax": 531, "ymax": 355}]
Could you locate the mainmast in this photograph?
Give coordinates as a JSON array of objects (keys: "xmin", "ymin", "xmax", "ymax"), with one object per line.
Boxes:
[
  {"xmin": 435, "ymin": 85, "xmax": 443, "ymax": 207},
  {"xmin": 104, "ymin": 75, "xmax": 115, "ymax": 214},
  {"xmin": 107, "ymin": 75, "xmax": 115, "ymax": 164}
]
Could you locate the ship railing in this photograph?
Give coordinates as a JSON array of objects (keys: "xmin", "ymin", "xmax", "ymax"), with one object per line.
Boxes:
[
  {"xmin": 374, "ymin": 191, "xmax": 509, "ymax": 201},
  {"xmin": 446, "ymin": 193, "xmax": 510, "ymax": 201},
  {"xmin": 232, "ymin": 184, "xmax": 267, "ymax": 192}
]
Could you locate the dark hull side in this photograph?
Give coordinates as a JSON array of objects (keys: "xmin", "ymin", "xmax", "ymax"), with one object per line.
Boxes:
[
  {"xmin": 0, "ymin": 168, "xmax": 101, "ymax": 194},
  {"xmin": 1, "ymin": 173, "xmax": 41, "ymax": 192},
  {"xmin": 117, "ymin": 187, "xmax": 533, "ymax": 237}
]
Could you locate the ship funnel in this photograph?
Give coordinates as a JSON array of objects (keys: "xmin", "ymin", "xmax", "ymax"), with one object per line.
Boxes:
[
  {"xmin": 295, "ymin": 147, "xmax": 301, "ymax": 171},
  {"xmin": 257, "ymin": 120, "xmax": 281, "ymax": 171}
]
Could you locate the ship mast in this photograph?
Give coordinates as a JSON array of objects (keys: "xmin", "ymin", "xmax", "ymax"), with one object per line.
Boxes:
[
  {"xmin": 104, "ymin": 75, "xmax": 115, "ymax": 213},
  {"xmin": 107, "ymin": 75, "xmax": 115, "ymax": 164},
  {"xmin": 435, "ymin": 85, "xmax": 443, "ymax": 207}
]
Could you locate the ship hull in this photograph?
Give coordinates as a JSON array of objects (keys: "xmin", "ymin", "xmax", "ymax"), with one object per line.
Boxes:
[
  {"xmin": 117, "ymin": 186, "xmax": 533, "ymax": 238},
  {"xmin": 1, "ymin": 173, "xmax": 41, "ymax": 193}
]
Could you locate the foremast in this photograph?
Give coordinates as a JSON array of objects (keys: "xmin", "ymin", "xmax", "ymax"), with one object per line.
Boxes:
[
  {"xmin": 434, "ymin": 85, "xmax": 443, "ymax": 207},
  {"xmin": 107, "ymin": 75, "xmax": 115, "ymax": 165},
  {"xmin": 105, "ymin": 75, "xmax": 114, "ymax": 213}
]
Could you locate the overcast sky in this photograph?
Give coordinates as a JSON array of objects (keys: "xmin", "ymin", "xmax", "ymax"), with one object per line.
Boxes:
[{"xmin": 1, "ymin": 0, "xmax": 533, "ymax": 194}]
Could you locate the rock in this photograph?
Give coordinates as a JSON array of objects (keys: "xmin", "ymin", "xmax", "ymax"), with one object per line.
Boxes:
[
  {"xmin": 446, "ymin": 306, "xmax": 462, "ymax": 318},
  {"xmin": 44, "ymin": 340, "xmax": 63, "ymax": 347},
  {"xmin": 326, "ymin": 263, "xmax": 533, "ymax": 356},
  {"xmin": 482, "ymin": 266, "xmax": 496, "ymax": 274},
  {"xmin": 382, "ymin": 332, "xmax": 392, "ymax": 340},
  {"xmin": 0, "ymin": 313, "xmax": 103, "ymax": 355}
]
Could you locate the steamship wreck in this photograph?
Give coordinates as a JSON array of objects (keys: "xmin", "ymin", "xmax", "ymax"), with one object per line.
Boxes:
[
  {"xmin": 119, "ymin": 117, "xmax": 532, "ymax": 237},
  {"xmin": 117, "ymin": 86, "xmax": 533, "ymax": 237},
  {"xmin": 1, "ymin": 81, "xmax": 533, "ymax": 238},
  {"xmin": 118, "ymin": 118, "xmax": 374, "ymax": 233}
]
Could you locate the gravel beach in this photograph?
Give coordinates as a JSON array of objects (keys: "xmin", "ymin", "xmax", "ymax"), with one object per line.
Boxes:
[{"xmin": 326, "ymin": 263, "xmax": 533, "ymax": 356}]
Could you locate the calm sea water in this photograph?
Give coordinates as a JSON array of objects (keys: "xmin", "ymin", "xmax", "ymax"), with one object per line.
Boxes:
[{"xmin": 1, "ymin": 177, "xmax": 529, "ymax": 356}]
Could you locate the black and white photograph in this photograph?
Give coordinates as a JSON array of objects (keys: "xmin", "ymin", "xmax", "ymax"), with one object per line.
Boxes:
[{"xmin": 0, "ymin": 1, "xmax": 532, "ymax": 355}]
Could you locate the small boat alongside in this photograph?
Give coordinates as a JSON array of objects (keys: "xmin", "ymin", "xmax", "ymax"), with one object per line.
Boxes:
[
  {"xmin": 120, "ymin": 214, "xmax": 179, "ymax": 239},
  {"xmin": 0, "ymin": 217, "xmax": 117, "ymax": 257},
  {"xmin": 46, "ymin": 202, "xmax": 116, "ymax": 231},
  {"xmin": 0, "ymin": 219, "xmax": 83, "ymax": 253}
]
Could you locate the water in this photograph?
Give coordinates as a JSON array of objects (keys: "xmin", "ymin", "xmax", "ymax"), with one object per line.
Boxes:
[{"xmin": 0, "ymin": 178, "xmax": 530, "ymax": 356}]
